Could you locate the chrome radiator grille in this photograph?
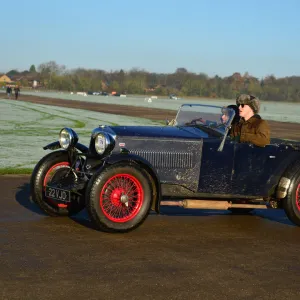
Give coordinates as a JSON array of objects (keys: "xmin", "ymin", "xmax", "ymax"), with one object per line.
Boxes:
[{"xmin": 130, "ymin": 150, "xmax": 193, "ymax": 168}]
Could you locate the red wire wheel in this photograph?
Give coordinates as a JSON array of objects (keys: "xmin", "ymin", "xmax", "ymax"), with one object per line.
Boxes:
[
  {"xmin": 296, "ymin": 183, "xmax": 300, "ymax": 211},
  {"xmin": 43, "ymin": 162, "xmax": 70, "ymax": 208},
  {"xmin": 99, "ymin": 173, "xmax": 144, "ymax": 222}
]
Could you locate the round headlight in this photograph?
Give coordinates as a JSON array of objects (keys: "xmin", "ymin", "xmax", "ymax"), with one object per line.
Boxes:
[
  {"xmin": 95, "ymin": 133, "xmax": 107, "ymax": 154},
  {"xmin": 59, "ymin": 128, "xmax": 78, "ymax": 150}
]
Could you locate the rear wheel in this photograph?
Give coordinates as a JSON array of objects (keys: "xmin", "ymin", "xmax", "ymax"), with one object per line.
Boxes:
[
  {"xmin": 30, "ymin": 151, "xmax": 85, "ymax": 216},
  {"xmin": 283, "ymin": 173, "xmax": 300, "ymax": 226},
  {"xmin": 86, "ymin": 164, "xmax": 152, "ymax": 233}
]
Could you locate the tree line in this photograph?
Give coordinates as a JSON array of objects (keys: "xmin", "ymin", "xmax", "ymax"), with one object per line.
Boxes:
[{"xmin": 6, "ymin": 61, "xmax": 300, "ymax": 102}]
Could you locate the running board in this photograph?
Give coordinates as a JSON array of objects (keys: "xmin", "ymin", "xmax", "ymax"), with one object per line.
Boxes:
[{"xmin": 160, "ymin": 200, "xmax": 267, "ymax": 210}]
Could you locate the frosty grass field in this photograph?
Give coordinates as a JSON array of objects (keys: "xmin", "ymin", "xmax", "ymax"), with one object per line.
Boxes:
[
  {"xmin": 19, "ymin": 90, "xmax": 300, "ymax": 123},
  {"xmin": 0, "ymin": 97, "xmax": 162, "ymax": 172},
  {"xmin": 1, "ymin": 90, "xmax": 300, "ymax": 173}
]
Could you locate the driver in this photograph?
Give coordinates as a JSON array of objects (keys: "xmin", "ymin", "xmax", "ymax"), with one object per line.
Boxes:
[{"xmin": 230, "ymin": 94, "xmax": 270, "ymax": 147}]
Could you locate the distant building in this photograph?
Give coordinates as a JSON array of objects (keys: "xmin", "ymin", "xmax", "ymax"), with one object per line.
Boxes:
[
  {"xmin": 9, "ymin": 73, "xmax": 41, "ymax": 88},
  {"xmin": 0, "ymin": 74, "xmax": 12, "ymax": 83}
]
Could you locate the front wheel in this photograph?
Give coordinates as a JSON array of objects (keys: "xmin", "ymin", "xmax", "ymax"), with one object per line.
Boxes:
[
  {"xmin": 283, "ymin": 173, "xmax": 300, "ymax": 226},
  {"xmin": 30, "ymin": 151, "xmax": 85, "ymax": 216},
  {"xmin": 86, "ymin": 164, "xmax": 152, "ymax": 233}
]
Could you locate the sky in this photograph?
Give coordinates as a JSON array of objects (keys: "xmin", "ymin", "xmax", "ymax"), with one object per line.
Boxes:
[{"xmin": 1, "ymin": 0, "xmax": 300, "ymax": 78}]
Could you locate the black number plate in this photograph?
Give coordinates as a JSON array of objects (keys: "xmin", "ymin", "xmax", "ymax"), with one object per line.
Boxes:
[{"xmin": 45, "ymin": 186, "xmax": 71, "ymax": 203}]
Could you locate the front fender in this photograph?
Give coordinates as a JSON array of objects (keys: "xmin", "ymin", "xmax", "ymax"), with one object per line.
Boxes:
[
  {"xmin": 105, "ymin": 153, "xmax": 162, "ymax": 213},
  {"xmin": 43, "ymin": 141, "xmax": 88, "ymax": 153},
  {"xmin": 105, "ymin": 153, "xmax": 154, "ymax": 168}
]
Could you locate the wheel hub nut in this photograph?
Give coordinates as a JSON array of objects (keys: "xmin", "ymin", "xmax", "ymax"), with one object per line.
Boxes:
[{"xmin": 120, "ymin": 194, "xmax": 129, "ymax": 204}]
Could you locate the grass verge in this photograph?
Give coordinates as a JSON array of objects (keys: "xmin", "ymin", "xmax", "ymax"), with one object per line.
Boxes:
[{"xmin": 0, "ymin": 168, "xmax": 33, "ymax": 175}]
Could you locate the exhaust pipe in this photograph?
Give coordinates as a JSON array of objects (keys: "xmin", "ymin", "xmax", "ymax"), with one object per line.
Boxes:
[
  {"xmin": 160, "ymin": 200, "xmax": 267, "ymax": 210},
  {"xmin": 183, "ymin": 200, "xmax": 230, "ymax": 210}
]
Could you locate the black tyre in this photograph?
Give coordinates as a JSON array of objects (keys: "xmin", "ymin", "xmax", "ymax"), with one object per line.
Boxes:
[
  {"xmin": 228, "ymin": 208, "xmax": 254, "ymax": 214},
  {"xmin": 283, "ymin": 173, "xmax": 300, "ymax": 226},
  {"xmin": 30, "ymin": 151, "xmax": 85, "ymax": 216},
  {"xmin": 86, "ymin": 164, "xmax": 152, "ymax": 233}
]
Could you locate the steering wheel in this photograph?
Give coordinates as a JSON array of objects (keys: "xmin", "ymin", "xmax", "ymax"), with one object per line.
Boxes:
[{"xmin": 187, "ymin": 117, "xmax": 205, "ymax": 125}]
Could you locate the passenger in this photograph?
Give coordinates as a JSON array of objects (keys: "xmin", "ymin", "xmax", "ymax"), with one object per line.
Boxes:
[
  {"xmin": 230, "ymin": 94, "xmax": 270, "ymax": 147},
  {"xmin": 227, "ymin": 104, "xmax": 240, "ymax": 125},
  {"xmin": 221, "ymin": 104, "xmax": 240, "ymax": 125}
]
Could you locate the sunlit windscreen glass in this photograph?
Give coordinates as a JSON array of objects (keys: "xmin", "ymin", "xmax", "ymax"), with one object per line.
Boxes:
[
  {"xmin": 221, "ymin": 108, "xmax": 235, "ymax": 126},
  {"xmin": 175, "ymin": 105, "xmax": 234, "ymax": 128}
]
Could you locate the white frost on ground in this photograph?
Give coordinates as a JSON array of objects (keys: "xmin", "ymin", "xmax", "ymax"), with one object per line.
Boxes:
[
  {"xmin": 1, "ymin": 89, "xmax": 300, "ymax": 169},
  {"xmin": 1, "ymin": 90, "xmax": 300, "ymax": 123},
  {"xmin": 0, "ymin": 98, "xmax": 162, "ymax": 169}
]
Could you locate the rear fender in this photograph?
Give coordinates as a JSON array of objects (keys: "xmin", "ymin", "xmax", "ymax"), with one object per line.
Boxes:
[
  {"xmin": 104, "ymin": 153, "xmax": 162, "ymax": 213},
  {"xmin": 276, "ymin": 158, "xmax": 300, "ymax": 199}
]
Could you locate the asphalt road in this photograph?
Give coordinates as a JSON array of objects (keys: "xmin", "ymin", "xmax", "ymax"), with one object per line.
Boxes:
[{"xmin": 1, "ymin": 175, "xmax": 300, "ymax": 300}]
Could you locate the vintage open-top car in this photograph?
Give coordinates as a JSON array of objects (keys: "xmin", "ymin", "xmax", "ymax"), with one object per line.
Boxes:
[{"xmin": 30, "ymin": 104, "xmax": 300, "ymax": 232}]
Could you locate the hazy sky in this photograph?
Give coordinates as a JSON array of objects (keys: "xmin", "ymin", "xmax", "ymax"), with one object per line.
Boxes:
[{"xmin": 2, "ymin": 0, "xmax": 299, "ymax": 78}]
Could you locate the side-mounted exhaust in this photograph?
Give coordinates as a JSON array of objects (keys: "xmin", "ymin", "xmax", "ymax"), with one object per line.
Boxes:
[{"xmin": 160, "ymin": 199, "xmax": 267, "ymax": 210}]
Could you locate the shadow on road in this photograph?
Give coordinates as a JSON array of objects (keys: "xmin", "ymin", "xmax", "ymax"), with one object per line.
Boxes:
[
  {"xmin": 14, "ymin": 183, "xmax": 295, "ymax": 228},
  {"xmin": 15, "ymin": 183, "xmax": 46, "ymax": 216},
  {"xmin": 70, "ymin": 211, "xmax": 100, "ymax": 232},
  {"xmin": 14, "ymin": 182, "xmax": 99, "ymax": 230},
  {"xmin": 159, "ymin": 206, "xmax": 295, "ymax": 226}
]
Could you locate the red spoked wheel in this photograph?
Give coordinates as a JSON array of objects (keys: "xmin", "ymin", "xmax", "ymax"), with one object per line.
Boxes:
[
  {"xmin": 43, "ymin": 162, "xmax": 71, "ymax": 208},
  {"xmin": 30, "ymin": 151, "xmax": 85, "ymax": 217},
  {"xmin": 296, "ymin": 183, "xmax": 300, "ymax": 211},
  {"xmin": 87, "ymin": 164, "xmax": 152, "ymax": 233},
  {"xmin": 100, "ymin": 173, "xmax": 144, "ymax": 222},
  {"xmin": 283, "ymin": 174, "xmax": 300, "ymax": 227}
]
